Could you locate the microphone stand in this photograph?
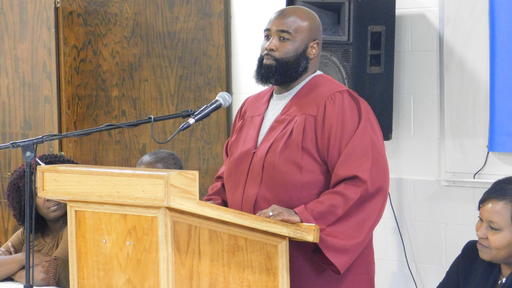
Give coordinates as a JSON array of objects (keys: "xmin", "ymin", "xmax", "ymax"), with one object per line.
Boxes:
[{"xmin": 0, "ymin": 109, "xmax": 194, "ymax": 287}]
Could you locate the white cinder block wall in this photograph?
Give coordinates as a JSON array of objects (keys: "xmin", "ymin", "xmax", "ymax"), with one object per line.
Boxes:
[{"xmin": 230, "ymin": 0, "xmax": 512, "ymax": 287}]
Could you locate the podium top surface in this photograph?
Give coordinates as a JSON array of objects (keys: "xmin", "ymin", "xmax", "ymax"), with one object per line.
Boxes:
[{"xmin": 37, "ymin": 164, "xmax": 319, "ymax": 242}]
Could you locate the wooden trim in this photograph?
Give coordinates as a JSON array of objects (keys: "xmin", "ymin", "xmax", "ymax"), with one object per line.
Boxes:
[
  {"xmin": 67, "ymin": 205, "xmax": 78, "ymax": 288},
  {"xmin": 169, "ymin": 198, "xmax": 319, "ymax": 243},
  {"xmin": 161, "ymin": 209, "xmax": 173, "ymax": 288},
  {"xmin": 169, "ymin": 210, "xmax": 290, "ymax": 287}
]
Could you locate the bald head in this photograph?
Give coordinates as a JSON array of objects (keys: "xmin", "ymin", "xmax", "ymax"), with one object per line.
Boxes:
[
  {"xmin": 272, "ymin": 6, "xmax": 323, "ymax": 44},
  {"xmin": 136, "ymin": 150, "xmax": 183, "ymax": 170},
  {"xmin": 256, "ymin": 5, "xmax": 323, "ymax": 91}
]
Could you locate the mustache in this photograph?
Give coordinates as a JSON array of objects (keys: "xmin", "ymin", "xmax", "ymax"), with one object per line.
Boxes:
[{"xmin": 261, "ymin": 53, "xmax": 277, "ymax": 61}]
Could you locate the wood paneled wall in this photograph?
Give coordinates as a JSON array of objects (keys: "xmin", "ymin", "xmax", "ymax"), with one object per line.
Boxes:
[
  {"xmin": 0, "ymin": 0, "xmax": 59, "ymax": 244},
  {"xmin": 1, "ymin": 0, "xmax": 229, "ymax": 244},
  {"xmin": 58, "ymin": 0, "xmax": 229, "ymax": 197}
]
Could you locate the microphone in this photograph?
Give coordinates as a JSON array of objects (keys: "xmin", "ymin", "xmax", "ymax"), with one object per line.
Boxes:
[{"xmin": 179, "ymin": 92, "xmax": 232, "ymax": 131}]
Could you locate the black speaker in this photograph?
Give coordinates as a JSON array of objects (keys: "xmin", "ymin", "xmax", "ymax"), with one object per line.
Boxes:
[{"xmin": 287, "ymin": 0, "xmax": 396, "ymax": 140}]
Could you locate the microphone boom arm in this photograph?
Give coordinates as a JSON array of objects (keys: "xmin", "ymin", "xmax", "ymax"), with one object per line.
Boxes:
[{"xmin": 0, "ymin": 108, "xmax": 195, "ymax": 288}]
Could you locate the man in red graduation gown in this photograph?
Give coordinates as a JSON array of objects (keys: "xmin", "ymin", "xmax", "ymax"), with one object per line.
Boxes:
[{"xmin": 204, "ymin": 6, "xmax": 389, "ymax": 288}]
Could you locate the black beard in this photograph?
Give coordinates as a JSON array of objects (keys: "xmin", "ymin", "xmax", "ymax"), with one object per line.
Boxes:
[{"xmin": 255, "ymin": 46, "xmax": 310, "ymax": 86}]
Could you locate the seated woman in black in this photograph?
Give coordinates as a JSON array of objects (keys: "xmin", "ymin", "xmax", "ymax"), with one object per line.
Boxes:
[{"xmin": 438, "ymin": 176, "xmax": 512, "ymax": 288}]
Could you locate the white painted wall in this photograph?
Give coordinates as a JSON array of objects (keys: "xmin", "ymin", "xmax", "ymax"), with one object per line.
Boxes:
[
  {"xmin": 229, "ymin": 0, "xmax": 285, "ymax": 115},
  {"xmin": 230, "ymin": 0, "xmax": 512, "ymax": 287}
]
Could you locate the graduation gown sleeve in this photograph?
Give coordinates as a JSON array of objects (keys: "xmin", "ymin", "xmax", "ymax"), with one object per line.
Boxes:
[{"xmin": 292, "ymin": 88, "xmax": 389, "ymax": 274}]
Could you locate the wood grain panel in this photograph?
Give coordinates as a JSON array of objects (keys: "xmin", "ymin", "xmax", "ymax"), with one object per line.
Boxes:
[
  {"xmin": 0, "ymin": 0, "xmax": 59, "ymax": 244},
  {"xmin": 37, "ymin": 164, "xmax": 319, "ymax": 242},
  {"xmin": 169, "ymin": 199, "xmax": 319, "ymax": 243},
  {"xmin": 75, "ymin": 210, "xmax": 160, "ymax": 287},
  {"xmin": 38, "ymin": 164, "xmax": 199, "ymax": 206},
  {"xmin": 58, "ymin": 0, "xmax": 229, "ymax": 197},
  {"xmin": 171, "ymin": 212, "xmax": 290, "ymax": 287}
]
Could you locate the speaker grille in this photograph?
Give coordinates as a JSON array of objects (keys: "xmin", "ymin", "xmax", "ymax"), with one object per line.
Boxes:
[{"xmin": 321, "ymin": 42, "xmax": 353, "ymax": 87}]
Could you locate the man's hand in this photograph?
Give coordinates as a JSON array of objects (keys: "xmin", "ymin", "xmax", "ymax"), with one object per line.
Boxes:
[{"xmin": 256, "ymin": 204, "xmax": 302, "ymax": 224}]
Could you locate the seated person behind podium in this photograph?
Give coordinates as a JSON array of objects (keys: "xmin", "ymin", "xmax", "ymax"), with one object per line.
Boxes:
[
  {"xmin": 0, "ymin": 154, "xmax": 77, "ymax": 288},
  {"xmin": 438, "ymin": 176, "xmax": 512, "ymax": 288},
  {"xmin": 136, "ymin": 149, "xmax": 183, "ymax": 170}
]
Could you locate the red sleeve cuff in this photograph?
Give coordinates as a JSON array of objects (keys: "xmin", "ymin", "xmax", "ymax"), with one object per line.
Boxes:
[
  {"xmin": 202, "ymin": 196, "xmax": 226, "ymax": 207},
  {"xmin": 294, "ymin": 204, "xmax": 316, "ymax": 225}
]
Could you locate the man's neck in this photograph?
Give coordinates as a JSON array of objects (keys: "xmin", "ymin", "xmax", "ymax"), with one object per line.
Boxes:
[{"xmin": 274, "ymin": 70, "xmax": 317, "ymax": 94}]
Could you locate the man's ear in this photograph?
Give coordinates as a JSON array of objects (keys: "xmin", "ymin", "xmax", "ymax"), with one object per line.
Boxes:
[{"xmin": 307, "ymin": 40, "xmax": 321, "ymax": 59}]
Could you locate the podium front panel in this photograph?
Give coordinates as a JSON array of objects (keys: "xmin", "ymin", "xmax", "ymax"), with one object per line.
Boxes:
[
  {"xmin": 67, "ymin": 203, "xmax": 169, "ymax": 288},
  {"xmin": 169, "ymin": 211, "xmax": 290, "ymax": 288}
]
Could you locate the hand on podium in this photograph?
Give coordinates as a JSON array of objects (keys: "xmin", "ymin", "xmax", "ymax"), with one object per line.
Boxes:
[{"xmin": 256, "ymin": 204, "xmax": 302, "ymax": 224}]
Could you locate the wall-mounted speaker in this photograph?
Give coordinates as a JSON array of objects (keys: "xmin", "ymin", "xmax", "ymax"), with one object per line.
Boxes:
[{"xmin": 287, "ymin": 0, "xmax": 396, "ymax": 140}]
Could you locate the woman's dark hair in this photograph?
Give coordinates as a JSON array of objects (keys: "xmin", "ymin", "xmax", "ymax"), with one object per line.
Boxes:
[
  {"xmin": 478, "ymin": 177, "xmax": 512, "ymax": 217},
  {"xmin": 5, "ymin": 153, "xmax": 78, "ymax": 234}
]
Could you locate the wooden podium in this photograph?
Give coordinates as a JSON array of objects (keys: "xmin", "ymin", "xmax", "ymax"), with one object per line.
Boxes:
[{"xmin": 37, "ymin": 165, "xmax": 319, "ymax": 288}]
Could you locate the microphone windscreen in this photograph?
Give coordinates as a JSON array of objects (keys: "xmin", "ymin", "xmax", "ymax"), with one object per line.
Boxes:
[{"xmin": 216, "ymin": 92, "xmax": 232, "ymax": 107}]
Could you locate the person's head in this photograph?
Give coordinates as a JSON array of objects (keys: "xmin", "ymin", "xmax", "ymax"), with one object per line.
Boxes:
[
  {"xmin": 6, "ymin": 153, "xmax": 78, "ymax": 234},
  {"xmin": 255, "ymin": 6, "xmax": 322, "ymax": 88},
  {"xmin": 475, "ymin": 176, "xmax": 512, "ymax": 265},
  {"xmin": 136, "ymin": 150, "xmax": 183, "ymax": 170}
]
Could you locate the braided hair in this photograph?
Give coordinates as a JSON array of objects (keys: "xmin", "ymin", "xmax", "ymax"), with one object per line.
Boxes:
[{"xmin": 5, "ymin": 153, "xmax": 78, "ymax": 234}]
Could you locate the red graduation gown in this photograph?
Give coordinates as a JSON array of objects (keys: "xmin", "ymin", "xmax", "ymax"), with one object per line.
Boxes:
[{"xmin": 205, "ymin": 74, "xmax": 389, "ymax": 288}]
